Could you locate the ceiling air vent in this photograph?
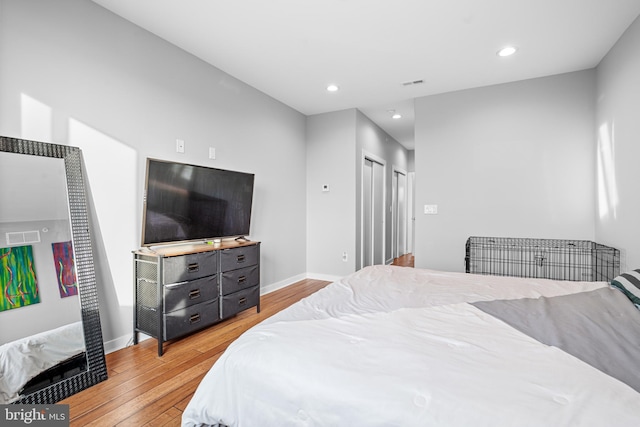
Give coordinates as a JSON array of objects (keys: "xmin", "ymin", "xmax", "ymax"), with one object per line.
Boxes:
[
  {"xmin": 402, "ymin": 79, "xmax": 424, "ymax": 87},
  {"xmin": 6, "ymin": 230, "xmax": 41, "ymax": 246}
]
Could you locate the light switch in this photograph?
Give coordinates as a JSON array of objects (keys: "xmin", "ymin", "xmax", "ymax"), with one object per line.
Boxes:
[
  {"xmin": 424, "ymin": 204, "xmax": 438, "ymax": 214},
  {"xmin": 209, "ymin": 147, "xmax": 216, "ymax": 159}
]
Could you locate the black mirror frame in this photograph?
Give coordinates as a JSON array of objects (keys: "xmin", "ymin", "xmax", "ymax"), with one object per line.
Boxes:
[{"xmin": 0, "ymin": 136, "xmax": 107, "ymax": 404}]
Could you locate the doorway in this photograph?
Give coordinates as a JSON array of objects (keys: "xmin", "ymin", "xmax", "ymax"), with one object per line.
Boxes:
[
  {"xmin": 392, "ymin": 168, "xmax": 408, "ymax": 260},
  {"xmin": 407, "ymin": 171, "xmax": 415, "ymax": 255}
]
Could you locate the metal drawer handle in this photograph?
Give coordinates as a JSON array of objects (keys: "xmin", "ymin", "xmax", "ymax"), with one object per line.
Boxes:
[
  {"xmin": 189, "ymin": 313, "xmax": 201, "ymax": 324},
  {"xmin": 237, "ymin": 276, "xmax": 247, "ymax": 284},
  {"xmin": 239, "ymin": 297, "xmax": 247, "ymax": 306},
  {"xmin": 188, "ymin": 263, "xmax": 200, "ymax": 273},
  {"xmin": 189, "ymin": 289, "xmax": 201, "ymax": 299},
  {"xmin": 165, "ymin": 280, "xmax": 189, "ymax": 289},
  {"xmin": 236, "ymin": 254, "xmax": 246, "ymax": 263}
]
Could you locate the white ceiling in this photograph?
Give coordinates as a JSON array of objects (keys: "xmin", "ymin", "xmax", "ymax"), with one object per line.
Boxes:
[{"xmin": 91, "ymin": 0, "xmax": 640, "ymax": 149}]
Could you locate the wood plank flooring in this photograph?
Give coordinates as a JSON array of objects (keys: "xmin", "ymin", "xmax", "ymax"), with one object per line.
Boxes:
[
  {"xmin": 62, "ymin": 256, "xmax": 413, "ymax": 426},
  {"xmin": 61, "ymin": 278, "xmax": 331, "ymax": 426},
  {"xmin": 391, "ymin": 253, "xmax": 414, "ymax": 267}
]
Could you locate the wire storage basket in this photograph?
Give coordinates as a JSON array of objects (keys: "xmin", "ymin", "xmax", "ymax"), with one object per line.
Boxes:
[{"xmin": 465, "ymin": 236, "xmax": 620, "ymax": 282}]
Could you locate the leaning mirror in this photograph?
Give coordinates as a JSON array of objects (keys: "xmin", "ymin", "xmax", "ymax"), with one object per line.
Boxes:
[{"xmin": 0, "ymin": 136, "xmax": 107, "ymax": 404}]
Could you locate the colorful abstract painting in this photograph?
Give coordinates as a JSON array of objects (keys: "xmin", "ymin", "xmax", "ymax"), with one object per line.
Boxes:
[
  {"xmin": 52, "ymin": 241, "xmax": 78, "ymax": 298},
  {"xmin": 0, "ymin": 245, "xmax": 40, "ymax": 312}
]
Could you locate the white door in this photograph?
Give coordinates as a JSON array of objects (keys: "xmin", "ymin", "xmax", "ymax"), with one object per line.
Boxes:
[
  {"xmin": 393, "ymin": 169, "xmax": 407, "ymax": 258},
  {"xmin": 362, "ymin": 157, "xmax": 385, "ymax": 267},
  {"xmin": 407, "ymin": 172, "xmax": 415, "ymax": 255}
]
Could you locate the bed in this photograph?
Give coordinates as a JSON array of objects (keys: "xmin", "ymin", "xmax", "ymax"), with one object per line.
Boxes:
[
  {"xmin": 182, "ymin": 265, "xmax": 640, "ymax": 426},
  {"xmin": 0, "ymin": 321, "xmax": 86, "ymax": 404}
]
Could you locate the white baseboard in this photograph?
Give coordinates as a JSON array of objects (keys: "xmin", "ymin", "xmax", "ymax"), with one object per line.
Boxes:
[
  {"xmin": 260, "ymin": 273, "xmax": 307, "ymax": 295},
  {"xmin": 104, "ymin": 272, "xmax": 340, "ymax": 354},
  {"xmin": 103, "ymin": 333, "xmax": 136, "ymax": 354},
  {"xmin": 305, "ymin": 272, "xmax": 342, "ymax": 282},
  {"xmin": 261, "ymin": 272, "xmax": 341, "ymax": 294}
]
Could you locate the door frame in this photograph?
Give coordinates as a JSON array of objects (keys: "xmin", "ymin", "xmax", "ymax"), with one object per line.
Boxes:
[
  {"xmin": 391, "ymin": 166, "xmax": 408, "ymax": 260},
  {"xmin": 407, "ymin": 171, "xmax": 415, "ymax": 255}
]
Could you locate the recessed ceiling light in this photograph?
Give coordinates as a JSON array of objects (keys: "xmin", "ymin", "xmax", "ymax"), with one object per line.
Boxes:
[
  {"xmin": 326, "ymin": 84, "xmax": 339, "ymax": 92},
  {"xmin": 392, "ymin": 113, "xmax": 402, "ymax": 119},
  {"xmin": 497, "ymin": 46, "xmax": 517, "ymax": 57}
]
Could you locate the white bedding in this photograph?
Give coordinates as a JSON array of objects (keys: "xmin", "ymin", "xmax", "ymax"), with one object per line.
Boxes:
[
  {"xmin": 182, "ymin": 265, "xmax": 640, "ymax": 426},
  {"xmin": 0, "ymin": 321, "xmax": 85, "ymax": 404}
]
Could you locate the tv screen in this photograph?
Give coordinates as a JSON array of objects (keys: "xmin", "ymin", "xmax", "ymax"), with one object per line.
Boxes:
[{"xmin": 141, "ymin": 158, "xmax": 254, "ymax": 246}]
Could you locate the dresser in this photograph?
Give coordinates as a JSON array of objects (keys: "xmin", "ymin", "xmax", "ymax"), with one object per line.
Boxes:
[{"xmin": 133, "ymin": 240, "xmax": 260, "ymax": 355}]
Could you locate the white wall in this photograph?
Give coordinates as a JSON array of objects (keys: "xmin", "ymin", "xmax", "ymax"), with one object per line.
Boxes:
[
  {"xmin": 0, "ymin": 153, "xmax": 68, "ymax": 222},
  {"xmin": 414, "ymin": 70, "xmax": 597, "ymax": 272},
  {"xmin": 595, "ymin": 15, "xmax": 640, "ymax": 271},
  {"xmin": 0, "ymin": 0, "xmax": 307, "ymax": 351},
  {"xmin": 306, "ymin": 110, "xmax": 357, "ymax": 279}
]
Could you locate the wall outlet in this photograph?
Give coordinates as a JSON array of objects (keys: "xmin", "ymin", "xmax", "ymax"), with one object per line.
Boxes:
[
  {"xmin": 342, "ymin": 251, "xmax": 348, "ymax": 262},
  {"xmin": 209, "ymin": 147, "xmax": 216, "ymax": 159},
  {"xmin": 424, "ymin": 204, "xmax": 438, "ymax": 214},
  {"xmin": 176, "ymin": 139, "xmax": 185, "ymax": 153}
]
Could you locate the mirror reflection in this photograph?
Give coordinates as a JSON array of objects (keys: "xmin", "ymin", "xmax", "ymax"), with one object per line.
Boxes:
[
  {"xmin": 0, "ymin": 152, "xmax": 86, "ymax": 403},
  {"xmin": 0, "ymin": 137, "xmax": 105, "ymax": 405}
]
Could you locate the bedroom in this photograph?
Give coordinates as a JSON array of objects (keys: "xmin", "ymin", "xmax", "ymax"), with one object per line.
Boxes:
[{"xmin": 1, "ymin": 0, "xmax": 640, "ymax": 425}]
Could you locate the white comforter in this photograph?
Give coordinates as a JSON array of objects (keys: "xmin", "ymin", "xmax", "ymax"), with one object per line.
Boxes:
[
  {"xmin": 0, "ymin": 321, "xmax": 85, "ymax": 403},
  {"xmin": 182, "ymin": 266, "xmax": 640, "ymax": 427}
]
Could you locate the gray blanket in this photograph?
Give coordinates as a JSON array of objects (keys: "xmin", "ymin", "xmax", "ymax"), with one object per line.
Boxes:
[{"xmin": 473, "ymin": 287, "xmax": 640, "ymax": 393}]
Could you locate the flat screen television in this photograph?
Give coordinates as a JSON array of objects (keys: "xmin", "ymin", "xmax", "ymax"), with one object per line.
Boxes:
[{"xmin": 141, "ymin": 158, "xmax": 254, "ymax": 246}]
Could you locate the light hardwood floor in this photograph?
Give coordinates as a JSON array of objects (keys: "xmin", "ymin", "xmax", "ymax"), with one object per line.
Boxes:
[
  {"xmin": 63, "ymin": 256, "xmax": 413, "ymax": 426},
  {"xmin": 62, "ymin": 278, "xmax": 331, "ymax": 426},
  {"xmin": 391, "ymin": 253, "xmax": 414, "ymax": 267}
]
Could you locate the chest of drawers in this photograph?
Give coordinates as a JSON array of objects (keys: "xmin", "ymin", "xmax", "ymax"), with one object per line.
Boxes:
[{"xmin": 133, "ymin": 241, "xmax": 260, "ymax": 355}]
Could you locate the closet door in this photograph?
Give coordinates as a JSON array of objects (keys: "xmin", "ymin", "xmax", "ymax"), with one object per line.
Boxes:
[{"xmin": 362, "ymin": 157, "xmax": 384, "ymax": 267}]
